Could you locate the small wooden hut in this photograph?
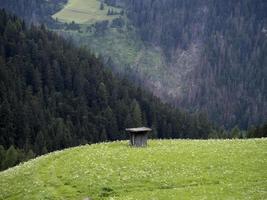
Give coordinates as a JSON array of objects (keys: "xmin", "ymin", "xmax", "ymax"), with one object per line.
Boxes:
[{"xmin": 125, "ymin": 127, "xmax": 152, "ymax": 147}]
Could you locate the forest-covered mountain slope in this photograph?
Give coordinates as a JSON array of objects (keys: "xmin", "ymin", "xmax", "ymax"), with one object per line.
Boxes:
[
  {"xmin": 114, "ymin": 0, "xmax": 267, "ymax": 129},
  {"xmin": 0, "ymin": 10, "xmax": 215, "ymax": 170},
  {"xmin": 0, "ymin": 0, "xmax": 67, "ymax": 26},
  {"xmin": 1, "ymin": 139, "xmax": 266, "ymax": 200},
  {"xmin": 1, "ymin": 0, "xmax": 266, "ymax": 129}
]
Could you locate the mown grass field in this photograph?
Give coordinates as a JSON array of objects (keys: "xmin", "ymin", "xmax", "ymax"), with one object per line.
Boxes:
[
  {"xmin": 0, "ymin": 139, "xmax": 267, "ymax": 200},
  {"xmin": 52, "ymin": 0, "xmax": 121, "ymax": 24}
]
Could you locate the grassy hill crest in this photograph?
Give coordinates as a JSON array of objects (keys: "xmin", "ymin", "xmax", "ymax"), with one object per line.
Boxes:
[{"xmin": 1, "ymin": 139, "xmax": 266, "ymax": 200}]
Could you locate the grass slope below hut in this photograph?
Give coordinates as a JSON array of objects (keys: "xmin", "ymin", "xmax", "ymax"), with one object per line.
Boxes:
[{"xmin": 0, "ymin": 139, "xmax": 267, "ymax": 200}]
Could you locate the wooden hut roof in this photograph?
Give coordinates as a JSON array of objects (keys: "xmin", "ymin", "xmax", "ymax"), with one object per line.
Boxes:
[{"xmin": 125, "ymin": 127, "xmax": 152, "ymax": 133}]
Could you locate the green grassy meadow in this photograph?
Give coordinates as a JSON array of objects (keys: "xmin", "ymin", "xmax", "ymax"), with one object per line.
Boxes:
[
  {"xmin": 52, "ymin": 0, "xmax": 121, "ymax": 24},
  {"xmin": 1, "ymin": 139, "xmax": 266, "ymax": 200}
]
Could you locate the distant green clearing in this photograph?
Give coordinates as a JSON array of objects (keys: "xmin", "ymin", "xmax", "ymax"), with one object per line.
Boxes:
[
  {"xmin": 52, "ymin": 0, "xmax": 121, "ymax": 24},
  {"xmin": 1, "ymin": 139, "xmax": 266, "ymax": 200},
  {"xmin": 52, "ymin": 0, "xmax": 180, "ymax": 97}
]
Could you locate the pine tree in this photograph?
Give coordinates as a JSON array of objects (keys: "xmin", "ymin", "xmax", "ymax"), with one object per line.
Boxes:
[
  {"xmin": 107, "ymin": 9, "xmax": 111, "ymax": 15},
  {"xmin": 41, "ymin": 146, "xmax": 48, "ymax": 155},
  {"xmin": 32, "ymin": 68, "xmax": 42, "ymax": 93},
  {"xmin": 131, "ymin": 100, "xmax": 142, "ymax": 127},
  {"xmin": 3, "ymin": 145, "xmax": 18, "ymax": 169},
  {"xmin": 98, "ymin": 82, "xmax": 108, "ymax": 109},
  {"xmin": 0, "ymin": 100, "xmax": 15, "ymax": 145},
  {"xmin": 0, "ymin": 145, "xmax": 5, "ymax": 170},
  {"xmin": 231, "ymin": 126, "xmax": 240, "ymax": 139},
  {"xmin": 23, "ymin": 125, "xmax": 32, "ymax": 152},
  {"xmin": 100, "ymin": 2, "xmax": 104, "ymax": 10},
  {"xmin": 142, "ymin": 112, "xmax": 148, "ymax": 127},
  {"xmin": 26, "ymin": 149, "xmax": 35, "ymax": 160},
  {"xmin": 125, "ymin": 113, "xmax": 133, "ymax": 128},
  {"xmin": 99, "ymin": 128, "xmax": 108, "ymax": 141},
  {"xmin": 151, "ymin": 122, "xmax": 158, "ymax": 138},
  {"xmin": 53, "ymin": 118, "xmax": 72, "ymax": 149},
  {"xmin": 104, "ymin": 106, "xmax": 118, "ymax": 140}
]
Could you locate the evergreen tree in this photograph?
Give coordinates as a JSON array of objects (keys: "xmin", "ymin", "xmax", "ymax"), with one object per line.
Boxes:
[
  {"xmin": 100, "ymin": 2, "xmax": 104, "ymax": 10},
  {"xmin": 104, "ymin": 106, "xmax": 118, "ymax": 140},
  {"xmin": 3, "ymin": 145, "xmax": 18, "ymax": 170},
  {"xmin": 131, "ymin": 100, "xmax": 142, "ymax": 127},
  {"xmin": 34, "ymin": 131, "xmax": 45, "ymax": 155},
  {"xmin": 98, "ymin": 82, "xmax": 108, "ymax": 109},
  {"xmin": 150, "ymin": 123, "xmax": 158, "ymax": 138},
  {"xmin": 99, "ymin": 128, "xmax": 108, "ymax": 141},
  {"xmin": 231, "ymin": 126, "xmax": 240, "ymax": 139},
  {"xmin": 0, "ymin": 145, "xmax": 5, "ymax": 170},
  {"xmin": 125, "ymin": 113, "xmax": 133, "ymax": 128},
  {"xmin": 26, "ymin": 149, "xmax": 35, "ymax": 161}
]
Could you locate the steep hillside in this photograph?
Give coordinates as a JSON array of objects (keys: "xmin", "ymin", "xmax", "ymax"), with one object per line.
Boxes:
[
  {"xmin": 50, "ymin": 0, "xmax": 178, "ymax": 103},
  {"xmin": 118, "ymin": 0, "xmax": 267, "ymax": 129},
  {"xmin": 0, "ymin": 0, "xmax": 67, "ymax": 26},
  {"xmin": 0, "ymin": 139, "xmax": 266, "ymax": 200},
  {"xmin": 55, "ymin": 0, "xmax": 267, "ymax": 129}
]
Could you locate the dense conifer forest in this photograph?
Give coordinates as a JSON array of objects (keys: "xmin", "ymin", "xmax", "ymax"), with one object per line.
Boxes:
[
  {"xmin": 1, "ymin": 0, "xmax": 266, "ymax": 129},
  {"xmin": 105, "ymin": 0, "xmax": 267, "ymax": 129},
  {"xmin": 0, "ymin": 10, "xmax": 216, "ymax": 170},
  {"xmin": 0, "ymin": 0, "xmax": 67, "ymax": 26}
]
